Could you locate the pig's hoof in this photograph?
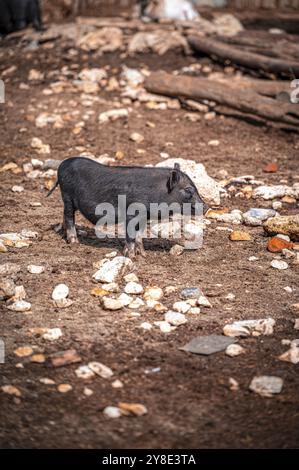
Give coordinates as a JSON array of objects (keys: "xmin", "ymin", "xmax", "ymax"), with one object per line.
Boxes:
[{"xmin": 136, "ymin": 244, "xmax": 147, "ymax": 258}]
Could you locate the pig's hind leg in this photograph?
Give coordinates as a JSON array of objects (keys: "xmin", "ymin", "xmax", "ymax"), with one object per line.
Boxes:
[{"xmin": 62, "ymin": 195, "xmax": 78, "ymax": 244}]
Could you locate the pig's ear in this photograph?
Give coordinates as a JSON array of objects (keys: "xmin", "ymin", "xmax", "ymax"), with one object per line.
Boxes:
[{"xmin": 168, "ymin": 164, "xmax": 181, "ymax": 192}]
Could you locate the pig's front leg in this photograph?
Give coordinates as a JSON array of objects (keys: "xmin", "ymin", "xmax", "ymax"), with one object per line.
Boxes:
[
  {"xmin": 135, "ymin": 230, "xmax": 146, "ymax": 257},
  {"xmin": 62, "ymin": 196, "xmax": 78, "ymax": 244},
  {"xmin": 123, "ymin": 218, "xmax": 146, "ymax": 258}
]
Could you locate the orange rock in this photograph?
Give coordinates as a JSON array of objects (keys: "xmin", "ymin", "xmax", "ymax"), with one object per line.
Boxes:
[
  {"xmin": 91, "ymin": 287, "xmax": 109, "ymax": 297},
  {"xmin": 267, "ymin": 237, "xmax": 293, "ymax": 253},
  {"xmin": 263, "ymin": 162, "xmax": 278, "ymax": 173},
  {"xmin": 230, "ymin": 231, "xmax": 251, "ymax": 241},
  {"xmin": 281, "ymin": 196, "xmax": 296, "ymax": 204},
  {"xmin": 206, "ymin": 208, "xmax": 229, "ymax": 219},
  {"xmin": 118, "ymin": 402, "xmax": 148, "ymax": 416}
]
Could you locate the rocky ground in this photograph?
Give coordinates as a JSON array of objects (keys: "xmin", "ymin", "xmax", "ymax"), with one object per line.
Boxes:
[{"xmin": 0, "ymin": 22, "xmax": 299, "ymax": 449}]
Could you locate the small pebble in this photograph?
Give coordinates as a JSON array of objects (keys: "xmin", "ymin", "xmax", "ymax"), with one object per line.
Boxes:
[
  {"xmin": 271, "ymin": 259, "xmax": 288, "ymax": 270},
  {"xmin": 103, "ymin": 406, "xmax": 121, "ymax": 419},
  {"xmin": 165, "ymin": 310, "xmax": 187, "ymax": 326},
  {"xmin": 57, "ymin": 384, "xmax": 73, "ymax": 393}
]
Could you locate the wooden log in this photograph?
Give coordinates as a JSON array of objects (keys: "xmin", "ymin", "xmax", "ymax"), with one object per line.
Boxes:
[
  {"xmin": 188, "ymin": 35, "xmax": 299, "ymax": 77},
  {"xmin": 144, "ymin": 71, "xmax": 299, "ymax": 127}
]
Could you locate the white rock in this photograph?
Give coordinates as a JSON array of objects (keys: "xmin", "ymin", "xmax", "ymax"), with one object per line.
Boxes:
[
  {"xmin": 214, "ymin": 211, "xmax": 243, "ymax": 225},
  {"xmin": 103, "ymin": 406, "xmax": 122, "ymax": 419},
  {"xmin": 143, "ymin": 286, "xmax": 163, "ymax": 302},
  {"xmin": 284, "ymin": 286, "xmax": 293, "ymax": 293},
  {"xmin": 129, "ymin": 297, "xmax": 145, "ymax": 309},
  {"xmin": 99, "ymin": 108, "xmax": 129, "ymax": 124},
  {"xmin": 93, "ymin": 256, "xmax": 133, "ymax": 283},
  {"xmin": 170, "ymin": 244, "xmax": 184, "ymax": 256},
  {"xmin": 189, "ymin": 307, "xmax": 201, "ymax": 314},
  {"xmin": 105, "ymin": 251, "xmax": 118, "ymax": 258},
  {"xmin": 272, "ymin": 201, "xmax": 282, "ymax": 210},
  {"xmin": 112, "ymin": 379, "xmax": 123, "ymax": 388},
  {"xmin": 229, "ymin": 377, "xmax": 239, "ymax": 391},
  {"xmin": 172, "ymin": 301, "xmax": 191, "ymax": 314},
  {"xmin": 223, "ymin": 318, "xmax": 275, "ymax": 337},
  {"xmin": 225, "ymin": 293, "xmax": 236, "ymax": 301},
  {"xmin": 124, "ymin": 273, "xmax": 139, "ymax": 283},
  {"xmin": 140, "ymin": 322, "xmax": 152, "ymax": 330},
  {"xmin": 165, "ymin": 310, "xmax": 187, "ymax": 326},
  {"xmin": 52, "ymin": 283, "xmax": 69, "ymax": 301},
  {"xmin": 12, "ymin": 185, "xmax": 24, "ymax": 193},
  {"xmin": 130, "ymin": 132, "xmax": 144, "ymax": 143},
  {"xmin": 7, "ymin": 300, "xmax": 31, "ymax": 312},
  {"xmin": 75, "ymin": 365, "xmax": 95, "ymax": 380},
  {"xmin": 248, "ymin": 256, "xmax": 259, "ymax": 262},
  {"xmin": 277, "ymin": 234, "xmax": 291, "ymax": 242},
  {"xmin": 197, "ymin": 295, "xmax": 212, "ymax": 308},
  {"xmin": 271, "ymin": 259, "xmax": 288, "ymax": 270},
  {"xmin": 40, "ymin": 378, "xmax": 56, "ymax": 385},
  {"xmin": 83, "ymin": 387, "xmax": 94, "ymax": 396},
  {"xmin": 124, "ymin": 281, "xmax": 144, "ymax": 295},
  {"xmin": 208, "ymin": 139, "xmax": 220, "ymax": 146},
  {"xmin": 78, "ymin": 68, "xmax": 107, "ymax": 82},
  {"xmin": 102, "ymin": 297, "xmax": 124, "ymax": 311},
  {"xmin": 249, "ymin": 376, "xmax": 283, "ymax": 397},
  {"xmin": 27, "ymin": 265, "xmax": 45, "ymax": 274},
  {"xmin": 156, "ymin": 158, "xmax": 221, "ymax": 206},
  {"xmin": 88, "ymin": 362, "xmax": 113, "ymax": 379},
  {"xmin": 101, "ymin": 282, "xmax": 119, "ymax": 293},
  {"xmin": 154, "ymin": 321, "xmax": 174, "ymax": 333},
  {"xmin": 118, "ymin": 293, "xmax": 133, "ymax": 306},
  {"xmin": 279, "ymin": 341, "xmax": 299, "ymax": 364},
  {"xmin": 225, "ymin": 344, "xmax": 245, "ymax": 357},
  {"xmin": 12, "ymin": 285, "xmax": 27, "ymax": 301},
  {"xmin": 294, "ymin": 319, "xmax": 299, "ymax": 330},
  {"xmin": 253, "ymin": 185, "xmax": 294, "ymax": 200},
  {"xmin": 43, "ymin": 328, "xmax": 63, "ymax": 341}
]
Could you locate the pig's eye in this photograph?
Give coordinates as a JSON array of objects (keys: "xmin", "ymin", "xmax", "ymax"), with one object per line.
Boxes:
[{"xmin": 184, "ymin": 187, "xmax": 195, "ymax": 198}]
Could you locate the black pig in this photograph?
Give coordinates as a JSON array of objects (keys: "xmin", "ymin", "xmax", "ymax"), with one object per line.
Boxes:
[
  {"xmin": 47, "ymin": 157, "xmax": 208, "ymax": 257},
  {"xmin": 0, "ymin": 0, "xmax": 43, "ymax": 35}
]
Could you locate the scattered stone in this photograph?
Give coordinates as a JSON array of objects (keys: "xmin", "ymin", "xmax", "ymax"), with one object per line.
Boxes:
[
  {"xmin": 156, "ymin": 158, "xmax": 220, "ymax": 206},
  {"xmin": 213, "ymin": 210, "xmax": 243, "ymax": 225},
  {"xmin": 130, "ymin": 132, "xmax": 144, "ymax": 143},
  {"xmin": 14, "ymin": 346, "xmax": 33, "ymax": 357},
  {"xmin": 12, "ymin": 185, "xmax": 24, "ymax": 193},
  {"xmin": 75, "ymin": 365, "xmax": 95, "ymax": 380},
  {"xmin": 93, "ymin": 256, "xmax": 133, "ymax": 283},
  {"xmin": 284, "ymin": 286, "xmax": 293, "ymax": 293},
  {"xmin": 208, "ymin": 139, "xmax": 220, "ymax": 147},
  {"xmin": 165, "ymin": 310, "xmax": 187, "ymax": 326},
  {"xmin": 248, "ymin": 256, "xmax": 259, "ymax": 261},
  {"xmin": 197, "ymin": 295, "xmax": 212, "ymax": 308},
  {"xmin": 172, "ymin": 301, "xmax": 191, "ymax": 314},
  {"xmin": 264, "ymin": 214, "xmax": 299, "ymax": 241},
  {"xmin": 1, "ymin": 385, "xmax": 22, "ymax": 397},
  {"xmin": 27, "ymin": 265, "xmax": 45, "ymax": 274},
  {"xmin": 230, "ymin": 230, "xmax": 251, "ymax": 241},
  {"xmin": 249, "ymin": 376, "xmax": 283, "ymax": 397},
  {"xmin": 99, "ymin": 108, "xmax": 129, "ymax": 124},
  {"xmin": 144, "ymin": 286, "xmax": 163, "ymax": 302},
  {"xmin": 263, "ymin": 162, "xmax": 278, "ymax": 173},
  {"xmin": 43, "ymin": 328, "xmax": 63, "ymax": 341},
  {"xmin": 118, "ymin": 402, "xmax": 147, "ymax": 417},
  {"xmin": 124, "ymin": 281, "xmax": 144, "ymax": 295},
  {"xmin": 272, "ymin": 201, "xmax": 282, "ymax": 210},
  {"xmin": 180, "ymin": 287, "xmax": 201, "ymax": 300},
  {"xmin": 88, "ymin": 362, "xmax": 113, "ymax": 379},
  {"xmin": 225, "ymin": 344, "xmax": 245, "ymax": 357},
  {"xmin": 57, "ymin": 384, "xmax": 73, "ymax": 393},
  {"xmin": 140, "ymin": 322, "xmax": 152, "ymax": 330},
  {"xmin": 90, "ymin": 287, "xmax": 109, "ymax": 297},
  {"xmin": 112, "ymin": 379, "xmax": 123, "ymax": 389},
  {"xmin": 52, "ymin": 284, "xmax": 69, "ymax": 301},
  {"xmin": 279, "ymin": 340, "xmax": 299, "ymax": 364},
  {"xmin": 124, "ymin": 273, "xmax": 139, "ymax": 283},
  {"xmin": 101, "ymin": 297, "xmax": 124, "ymax": 311},
  {"xmin": 154, "ymin": 320, "xmax": 174, "ymax": 333},
  {"xmin": 169, "ymin": 244, "xmax": 184, "ymax": 256},
  {"xmin": 0, "ymin": 241, "xmax": 7, "ymax": 253},
  {"xmin": 101, "ymin": 282, "xmax": 119, "ymax": 293},
  {"xmin": 189, "ymin": 307, "xmax": 201, "ymax": 314},
  {"xmin": 271, "ymin": 259, "xmax": 288, "ymax": 270},
  {"xmin": 103, "ymin": 406, "xmax": 122, "ymax": 419},
  {"xmin": 40, "ymin": 378, "xmax": 55, "ymax": 385},
  {"xmin": 267, "ymin": 237, "xmax": 293, "ymax": 253},
  {"xmin": 243, "ymin": 208, "xmax": 276, "ymax": 226},
  {"xmin": 48, "ymin": 349, "xmax": 81, "ymax": 368},
  {"xmin": 0, "ymin": 279, "xmax": 15, "ymax": 300},
  {"xmin": 129, "ymin": 297, "xmax": 145, "ymax": 309},
  {"xmin": 180, "ymin": 335, "xmax": 236, "ymax": 355},
  {"xmin": 223, "ymin": 318, "xmax": 275, "ymax": 337},
  {"xmin": 118, "ymin": 293, "xmax": 133, "ymax": 306},
  {"xmin": 83, "ymin": 387, "xmax": 94, "ymax": 397},
  {"xmin": 7, "ymin": 300, "xmax": 31, "ymax": 312},
  {"xmin": 31, "ymin": 137, "xmax": 51, "ymax": 154},
  {"xmin": 30, "ymin": 354, "xmax": 46, "ymax": 363},
  {"xmin": 229, "ymin": 377, "xmax": 239, "ymax": 391}
]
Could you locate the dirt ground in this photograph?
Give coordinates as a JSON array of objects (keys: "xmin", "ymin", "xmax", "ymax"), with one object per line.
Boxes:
[{"xmin": 0, "ymin": 26, "xmax": 299, "ymax": 449}]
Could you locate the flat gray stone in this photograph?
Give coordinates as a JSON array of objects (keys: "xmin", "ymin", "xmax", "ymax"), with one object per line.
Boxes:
[{"xmin": 180, "ymin": 335, "xmax": 237, "ymax": 355}]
